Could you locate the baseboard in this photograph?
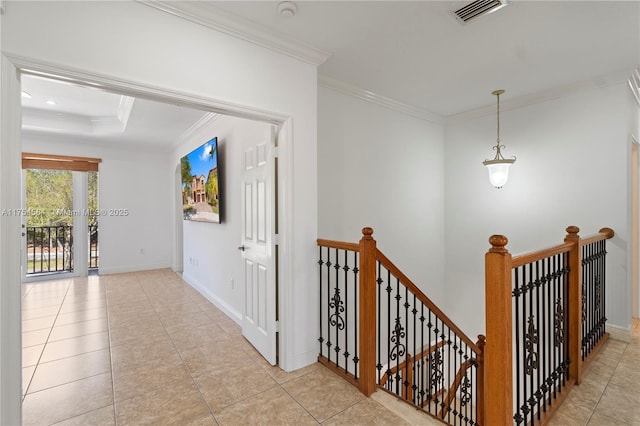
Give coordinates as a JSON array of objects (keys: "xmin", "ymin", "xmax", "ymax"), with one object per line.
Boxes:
[
  {"xmin": 606, "ymin": 324, "xmax": 632, "ymax": 342},
  {"xmin": 181, "ymin": 272, "xmax": 242, "ymax": 324},
  {"xmin": 99, "ymin": 262, "xmax": 170, "ymax": 275}
]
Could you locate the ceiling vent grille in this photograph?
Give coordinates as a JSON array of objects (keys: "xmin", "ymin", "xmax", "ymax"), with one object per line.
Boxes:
[{"xmin": 453, "ymin": 0, "xmax": 508, "ymax": 23}]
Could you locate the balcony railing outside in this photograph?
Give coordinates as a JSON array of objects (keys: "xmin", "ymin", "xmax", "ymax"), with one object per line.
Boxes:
[
  {"xmin": 89, "ymin": 224, "xmax": 99, "ymax": 270},
  {"xmin": 26, "ymin": 225, "xmax": 99, "ymax": 275}
]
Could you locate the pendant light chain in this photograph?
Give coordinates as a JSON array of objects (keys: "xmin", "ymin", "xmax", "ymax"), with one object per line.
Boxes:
[
  {"xmin": 483, "ymin": 89, "xmax": 515, "ymax": 188},
  {"xmin": 496, "ymin": 91, "xmax": 500, "ymax": 146}
]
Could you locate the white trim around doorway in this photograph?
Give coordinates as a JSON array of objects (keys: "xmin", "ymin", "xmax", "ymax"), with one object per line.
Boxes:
[{"xmin": 0, "ymin": 53, "xmax": 296, "ymax": 424}]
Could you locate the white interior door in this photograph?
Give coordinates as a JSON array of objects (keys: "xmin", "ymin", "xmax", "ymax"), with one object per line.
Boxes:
[{"xmin": 240, "ymin": 129, "xmax": 277, "ymax": 365}]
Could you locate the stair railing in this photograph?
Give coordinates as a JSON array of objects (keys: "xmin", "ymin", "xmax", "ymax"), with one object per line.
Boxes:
[
  {"xmin": 318, "ymin": 228, "xmax": 485, "ymax": 426},
  {"xmin": 318, "ymin": 225, "xmax": 613, "ymax": 426},
  {"xmin": 484, "ymin": 226, "xmax": 614, "ymax": 425}
]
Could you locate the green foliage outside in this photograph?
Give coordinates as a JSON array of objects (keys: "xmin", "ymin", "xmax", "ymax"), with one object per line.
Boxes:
[
  {"xmin": 26, "ymin": 169, "xmax": 73, "ymax": 227},
  {"xmin": 25, "ymin": 169, "xmax": 99, "ymax": 227},
  {"xmin": 88, "ymin": 171, "xmax": 98, "ymax": 226}
]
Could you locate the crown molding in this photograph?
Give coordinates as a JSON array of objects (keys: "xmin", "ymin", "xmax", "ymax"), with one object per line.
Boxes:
[
  {"xmin": 137, "ymin": 0, "xmax": 331, "ymax": 66},
  {"xmin": 447, "ymin": 69, "xmax": 633, "ymax": 124},
  {"xmin": 318, "ymin": 74, "xmax": 444, "ymax": 124},
  {"xmin": 170, "ymin": 112, "xmax": 220, "ymax": 152}
]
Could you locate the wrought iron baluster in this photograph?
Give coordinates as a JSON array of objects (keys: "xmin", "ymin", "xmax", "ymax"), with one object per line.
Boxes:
[
  {"xmin": 448, "ymin": 327, "xmax": 454, "ymax": 423},
  {"xmin": 385, "ymin": 267, "xmax": 392, "ymax": 392},
  {"xmin": 353, "ymin": 251, "xmax": 359, "ymax": 379},
  {"xmin": 42, "ymin": 226, "xmax": 47, "ymax": 272},
  {"xmin": 587, "ymin": 243, "xmax": 593, "ymax": 356},
  {"xmin": 470, "ymin": 344, "xmax": 475, "ymax": 425},
  {"xmin": 343, "ymin": 249, "xmax": 350, "ymax": 375},
  {"xmin": 514, "ymin": 266, "xmax": 522, "ymax": 424},
  {"xmin": 563, "ymin": 253, "xmax": 570, "ymax": 389},
  {"xmin": 542, "ymin": 257, "xmax": 549, "ymax": 412},
  {"xmin": 30, "ymin": 228, "xmax": 34, "ymax": 274},
  {"xmin": 585, "ymin": 243, "xmax": 590, "ymax": 355},
  {"xmin": 521, "ymin": 265, "xmax": 530, "ymax": 423},
  {"xmin": 552, "ymin": 255, "xmax": 559, "ymax": 401},
  {"xmin": 427, "ymin": 309, "xmax": 433, "ymax": 414},
  {"xmin": 392, "ymin": 277, "xmax": 402, "ymax": 396},
  {"xmin": 331, "ymin": 248, "xmax": 343, "ymax": 367},
  {"xmin": 376, "ymin": 261, "xmax": 382, "ymax": 385},
  {"xmin": 435, "ymin": 317, "xmax": 443, "ymax": 414},
  {"xmin": 536, "ymin": 260, "xmax": 542, "ymax": 421},
  {"xmin": 419, "ymin": 303, "xmax": 425, "ymax": 408},
  {"xmin": 403, "ymin": 285, "xmax": 409, "ymax": 399},
  {"xmin": 600, "ymin": 241, "xmax": 605, "ymax": 340},
  {"xmin": 412, "ymin": 293, "xmax": 417, "ymax": 404},
  {"xmin": 325, "ymin": 247, "xmax": 332, "ymax": 364},
  {"xmin": 318, "ymin": 246, "xmax": 324, "ymax": 359}
]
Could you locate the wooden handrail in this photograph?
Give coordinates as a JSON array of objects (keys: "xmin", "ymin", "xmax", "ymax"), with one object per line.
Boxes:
[
  {"xmin": 439, "ymin": 358, "xmax": 477, "ymax": 420},
  {"xmin": 511, "ymin": 227, "xmax": 614, "ymax": 268},
  {"xmin": 511, "ymin": 242, "xmax": 572, "ymax": 268},
  {"xmin": 376, "ymin": 249, "xmax": 481, "ymax": 354},
  {"xmin": 580, "ymin": 227, "xmax": 615, "ymax": 246},
  {"xmin": 316, "ymin": 239, "xmax": 359, "ymax": 252},
  {"xmin": 379, "ymin": 340, "xmax": 447, "ymax": 388}
]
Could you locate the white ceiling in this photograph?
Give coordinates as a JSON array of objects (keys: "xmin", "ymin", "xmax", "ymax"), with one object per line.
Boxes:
[
  {"xmin": 211, "ymin": 0, "xmax": 639, "ymax": 116},
  {"xmin": 21, "ymin": 74, "xmax": 211, "ymax": 148},
  {"xmin": 21, "ymin": 1, "xmax": 639, "ymax": 146}
]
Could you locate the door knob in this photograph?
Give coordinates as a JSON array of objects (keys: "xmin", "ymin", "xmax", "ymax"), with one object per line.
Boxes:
[{"xmin": 237, "ymin": 245, "xmax": 246, "ymax": 251}]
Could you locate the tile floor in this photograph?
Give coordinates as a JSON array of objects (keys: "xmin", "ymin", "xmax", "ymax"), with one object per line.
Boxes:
[
  {"xmin": 21, "ymin": 269, "xmax": 422, "ymax": 426},
  {"xmin": 549, "ymin": 317, "xmax": 640, "ymax": 426},
  {"xmin": 21, "ymin": 269, "xmax": 639, "ymax": 425}
]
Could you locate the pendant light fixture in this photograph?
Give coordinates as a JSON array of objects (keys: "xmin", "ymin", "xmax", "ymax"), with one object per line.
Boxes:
[{"xmin": 483, "ymin": 89, "xmax": 515, "ymax": 188}]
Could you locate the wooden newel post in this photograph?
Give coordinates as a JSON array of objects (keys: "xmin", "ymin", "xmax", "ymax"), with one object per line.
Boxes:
[
  {"xmin": 484, "ymin": 235, "xmax": 513, "ymax": 426},
  {"xmin": 359, "ymin": 227, "xmax": 377, "ymax": 396},
  {"xmin": 564, "ymin": 226, "xmax": 582, "ymax": 385}
]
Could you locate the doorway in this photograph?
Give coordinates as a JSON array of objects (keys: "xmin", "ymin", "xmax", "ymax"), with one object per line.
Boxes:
[
  {"xmin": 2, "ymin": 56, "xmax": 294, "ymax": 424},
  {"xmin": 22, "ymin": 167, "xmax": 99, "ymax": 281}
]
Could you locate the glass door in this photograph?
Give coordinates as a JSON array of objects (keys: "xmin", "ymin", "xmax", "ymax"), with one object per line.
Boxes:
[
  {"xmin": 23, "ymin": 169, "xmax": 75, "ymax": 277},
  {"xmin": 22, "ymin": 169, "xmax": 98, "ymax": 280}
]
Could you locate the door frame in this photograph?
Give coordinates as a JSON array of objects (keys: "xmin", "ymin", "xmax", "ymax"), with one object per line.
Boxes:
[{"xmin": 0, "ymin": 54, "xmax": 295, "ymax": 424}]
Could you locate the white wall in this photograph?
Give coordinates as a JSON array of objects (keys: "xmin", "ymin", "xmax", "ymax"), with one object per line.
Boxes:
[
  {"xmin": 445, "ymin": 83, "xmax": 634, "ymax": 338},
  {"xmin": 171, "ymin": 115, "xmax": 271, "ymax": 323},
  {"xmin": 318, "ymin": 87, "xmax": 447, "ymax": 304},
  {"xmin": 22, "ymin": 135, "xmax": 173, "ymax": 274},
  {"xmin": 1, "ymin": 1, "xmax": 318, "ymax": 408}
]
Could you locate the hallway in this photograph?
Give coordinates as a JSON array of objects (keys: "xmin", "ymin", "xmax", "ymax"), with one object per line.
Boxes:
[
  {"xmin": 21, "ymin": 270, "xmax": 639, "ymax": 425},
  {"xmin": 21, "ymin": 270, "xmax": 417, "ymax": 425}
]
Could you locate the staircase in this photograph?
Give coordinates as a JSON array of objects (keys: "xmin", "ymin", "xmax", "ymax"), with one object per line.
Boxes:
[{"xmin": 317, "ymin": 226, "xmax": 614, "ymax": 425}]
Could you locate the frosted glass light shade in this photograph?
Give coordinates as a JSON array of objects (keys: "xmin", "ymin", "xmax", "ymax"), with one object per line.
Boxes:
[{"xmin": 484, "ymin": 159, "xmax": 514, "ymax": 188}]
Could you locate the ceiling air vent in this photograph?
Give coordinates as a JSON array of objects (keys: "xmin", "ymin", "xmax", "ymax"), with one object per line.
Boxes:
[{"xmin": 453, "ymin": 0, "xmax": 508, "ymax": 23}]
